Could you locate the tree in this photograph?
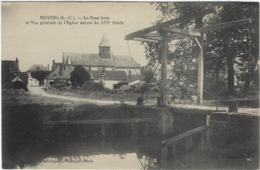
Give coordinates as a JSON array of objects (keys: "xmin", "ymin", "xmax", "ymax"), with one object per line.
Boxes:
[
  {"xmin": 146, "ymin": 2, "xmax": 259, "ymax": 99},
  {"xmin": 70, "ymin": 65, "xmax": 90, "ymax": 87},
  {"xmin": 31, "ymin": 70, "xmax": 51, "ymax": 86}
]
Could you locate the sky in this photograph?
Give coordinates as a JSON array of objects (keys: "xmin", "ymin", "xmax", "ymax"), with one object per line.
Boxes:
[{"xmin": 1, "ymin": 2, "xmax": 161, "ymax": 72}]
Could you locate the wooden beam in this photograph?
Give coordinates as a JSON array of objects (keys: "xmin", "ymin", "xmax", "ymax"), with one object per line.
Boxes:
[
  {"xmin": 159, "ymin": 31, "xmax": 168, "ymax": 107},
  {"xmin": 143, "ymin": 32, "xmax": 161, "ymax": 37},
  {"xmin": 168, "ymin": 34, "xmax": 184, "ymax": 42},
  {"xmin": 195, "ymin": 18, "xmax": 251, "ymax": 33},
  {"xmin": 161, "ymin": 125, "xmax": 207, "ymax": 145},
  {"xmin": 141, "ymin": 36, "xmax": 162, "ymax": 41},
  {"xmin": 195, "ymin": 36, "xmax": 205, "ymax": 104},
  {"xmin": 133, "ymin": 37, "xmax": 159, "ymax": 43},
  {"xmin": 162, "ymin": 27, "xmax": 201, "ymax": 37},
  {"xmin": 125, "ymin": 9, "xmax": 214, "ymax": 40}
]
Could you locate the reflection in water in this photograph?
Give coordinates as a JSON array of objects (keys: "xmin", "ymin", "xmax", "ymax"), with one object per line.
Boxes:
[
  {"xmin": 24, "ymin": 153, "xmax": 156, "ymax": 169},
  {"xmin": 3, "ymin": 122, "xmax": 161, "ymax": 169},
  {"xmin": 3, "ymin": 109, "xmax": 258, "ymax": 169}
]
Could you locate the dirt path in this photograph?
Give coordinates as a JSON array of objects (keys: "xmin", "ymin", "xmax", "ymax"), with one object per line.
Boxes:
[{"xmin": 28, "ymin": 86, "xmax": 136, "ymax": 106}]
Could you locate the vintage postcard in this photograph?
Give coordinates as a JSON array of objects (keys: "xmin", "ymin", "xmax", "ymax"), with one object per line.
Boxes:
[{"xmin": 2, "ymin": 1, "xmax": 259, "ymax": 169}]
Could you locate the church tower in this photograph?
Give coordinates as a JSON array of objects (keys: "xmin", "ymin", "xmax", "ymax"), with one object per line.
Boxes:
[{"xmin": 99, "ymin": 34, "xmax": 111, "ymax": 58}]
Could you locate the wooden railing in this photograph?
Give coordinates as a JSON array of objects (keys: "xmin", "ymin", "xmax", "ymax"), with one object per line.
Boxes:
[{"xmin": 161, "ymin": 125, "xmax": 208, "ymax": 161}]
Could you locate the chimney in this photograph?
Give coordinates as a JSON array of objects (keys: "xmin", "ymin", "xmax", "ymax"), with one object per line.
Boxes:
[
  {"xmin": 52, "ymin": 60, "xmax": 55, "ymax": 71},
  {"xmin": 59, "ymin": 64, "xmax": 64, "ymax": 76},
  {"xmin": 16, "ymin": 57, "xmax": 19, "ymax": 70},
  {"xmin": 47, "ymin": 64, "xmax": 49, "ymax": 71}
]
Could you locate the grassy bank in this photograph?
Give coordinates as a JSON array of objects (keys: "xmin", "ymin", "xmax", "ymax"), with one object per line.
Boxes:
[
  {"xmin": 2, "ymin": 90, "xmax": 83, "ymax": 106},
  {"xmin": 46, "ymin": 88, "xmax": 159, "ymax": 101}
]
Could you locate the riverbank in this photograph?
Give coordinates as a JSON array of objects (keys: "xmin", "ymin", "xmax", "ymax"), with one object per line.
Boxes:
[
  {"xmin": 46, "ymin": 87, "xmax": 157, "ymax": 102},
  {"xmin": 2, "ymin": 89, "xmax": 259, "ymax": 169}
]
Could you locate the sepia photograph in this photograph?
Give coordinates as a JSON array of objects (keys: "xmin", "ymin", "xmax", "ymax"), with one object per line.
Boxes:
[{"xmin": 1, "ymin": 1, "xmax": 259, "ymax": 169}]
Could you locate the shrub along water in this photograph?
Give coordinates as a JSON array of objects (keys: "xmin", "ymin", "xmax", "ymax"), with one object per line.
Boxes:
[{"xmin": 47, "ymin": 81, "xmax": 159, "ymax": 101}]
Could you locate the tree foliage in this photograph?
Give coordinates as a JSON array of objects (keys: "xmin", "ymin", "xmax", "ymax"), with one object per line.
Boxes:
[
  {"xmin": 145, "ymin": 2, "xmax": 259, "ymax": 99},
  {"xmin": 70, "ymin": 65, "xmax": 90, "ymax": 87},
  {"xmin": 31, "ymin": 71, "xmax": 51, "ymax": 85}
]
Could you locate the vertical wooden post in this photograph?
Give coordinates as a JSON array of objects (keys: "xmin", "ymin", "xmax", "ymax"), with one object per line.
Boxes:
[
  {"xmin": 161, "ymin": 145, "xmax": 168, "ymax": 163},
  {"xmin": 159, "ymin": 31, "xmax": 168, "ymax": 107},
  {"xmin": 100, "ymin": 123, "xmax": 105, "ymax": 136},
  {"xmin": 196, "ymin": 34, "xmax": 204, "ymax": 104},
  {"xmin": 172, "ymin": 143, "xmax": 176, "ymax": 158},
  {"xmin": 185, "ymin": 136, "xmax": 193, "ymax": 152},
  {"xmin": 201, "ymin": 131, "xmax": 204, "ymax": 149}
]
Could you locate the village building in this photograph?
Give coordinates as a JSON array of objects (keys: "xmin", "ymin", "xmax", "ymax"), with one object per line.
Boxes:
[
  {"xmin": 45, "ymin": 34, "xmax": 141, "ymax": 89},
  {"xmin": 27, "ymin": 64, "xmax": 50, "ymax": 86},
  {"xmin": 27, "ymin": 72, "xmax": 40, "ymax": 87},
  {"xmin": 2, "ymin": 58, "xmax": 28, "ymax": 90}
]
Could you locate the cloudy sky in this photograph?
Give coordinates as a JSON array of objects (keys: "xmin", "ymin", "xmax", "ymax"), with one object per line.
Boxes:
[{"xmin": 2, "ymin": 2, "xmax": 160, "ymax": 71}]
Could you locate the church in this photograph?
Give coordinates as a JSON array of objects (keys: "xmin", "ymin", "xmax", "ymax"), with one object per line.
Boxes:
[{"xmin": 45, "ymin": 34, "xmax": 141, "ymax": 89}]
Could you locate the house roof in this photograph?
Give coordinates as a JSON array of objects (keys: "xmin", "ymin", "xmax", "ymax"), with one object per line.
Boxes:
[
  {"xmin": 112, "ymin": 55, "xmax": 140, "ymax": 68},
  {"xmin": 2, "ymin": 60, "xmax": 19, "ymax": 71},
  {"xmin": 99, "ymin": 34, "xmax": 110, "ymax": 47},
  {"xmin": 28, "ymin": 64, "xmax": 48, "ymax": 72},
  {"xmin": 9, "ymin": 72, "xmax": 27, "ymax": 83},
  {"xmin": 46, "ymin": 65, "xmax": 74, "ymax": 80},
  {"xmin": 62, "ymin": 52, "xmax": 140, "ymax": 68}
]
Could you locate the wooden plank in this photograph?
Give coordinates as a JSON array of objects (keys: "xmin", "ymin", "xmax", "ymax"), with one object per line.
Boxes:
[
  {"xmin": 44, "ymin": 118, "xmax": 155, "ymax": 125},
  {"xmin": 125, "ymin": 9, "xmax": 214, "ymax": 40},
  {"xmin": 162, "ymin": 125, "xmax": 208, "ymax": 145},
  {"xmin": 162, "ymin": 27, "xmax": 201, "ymax": 37},
  {"xmin": 195, "ymin": 18, "xmax": 251, "ymax": 33}
]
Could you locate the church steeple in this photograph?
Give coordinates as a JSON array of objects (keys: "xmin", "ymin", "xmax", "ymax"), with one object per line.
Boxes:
[{"xmin": 99, "ymin": 34, "xmax": 111, "ymax": 58}]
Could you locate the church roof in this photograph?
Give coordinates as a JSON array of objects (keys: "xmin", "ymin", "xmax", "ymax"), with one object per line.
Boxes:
[
  {"xmin": 46, "ymin": 65, "xmax": 140, "ymax": 82},
  {"xmin": 62, "ymin": 52, "xmax": 140, "ymax": 69},
  {"xmin": 99, "ymin": 34, "xmax": 110, "ymax": 47}
]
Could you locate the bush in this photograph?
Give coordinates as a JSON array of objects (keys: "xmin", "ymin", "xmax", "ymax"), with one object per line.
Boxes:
[
  {"xmin": 81, "ymin": 81, "xmax": 104, "ymax": 91},
  {"xmin": 11, "ymin": 81, "xmax": 28, "ymax": 92},
  {"xmin": 51, "ymin": 80, "xmax": 68, "ymax": 89}
]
